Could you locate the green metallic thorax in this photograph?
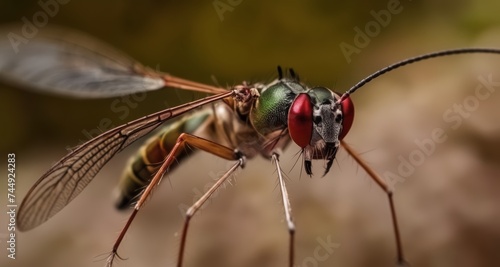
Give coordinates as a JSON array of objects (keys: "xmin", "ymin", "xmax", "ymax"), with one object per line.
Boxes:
[{"xmin": 250, "ymin": 79, "xmax": 307, "ymax": 136}]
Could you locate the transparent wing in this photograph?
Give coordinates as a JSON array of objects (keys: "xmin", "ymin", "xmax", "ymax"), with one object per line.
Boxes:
[
  {"xmin": 0, "ymin": 25, "xmax": 226, "ymax": 97},
  {"xmin": 17, "ymin": 91, "xmax": 233, "ymax": 231}
]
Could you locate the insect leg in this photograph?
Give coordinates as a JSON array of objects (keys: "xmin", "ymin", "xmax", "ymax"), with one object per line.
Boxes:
[
  {"xmin": 272, "ymin": 153, "xmax": 296, "ymax": 267},
  {"xmin": 340, "ymin": 140, "xmax": 408, "ymax": 266},
  {"xmin": 107, "ymin": 133, "xmax": 244, "ymax": 267},
  {"xmin": 178, "ymin": 156, "xmax": 244, "ymax": 267}
]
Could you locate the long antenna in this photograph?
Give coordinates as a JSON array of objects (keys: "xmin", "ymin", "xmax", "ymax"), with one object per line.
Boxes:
[{"xmin": 337, "ymin": 48, "xmax": 500, "ymax": 103}]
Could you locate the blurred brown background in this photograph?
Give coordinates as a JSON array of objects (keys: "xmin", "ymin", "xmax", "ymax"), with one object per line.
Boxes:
[{"xmin": 1, "ymin": 0, "xmax": 500, "ymax": 267}]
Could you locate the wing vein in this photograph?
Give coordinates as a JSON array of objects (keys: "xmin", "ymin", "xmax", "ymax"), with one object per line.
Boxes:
[{"xmin": 17, "ymin": 90, "xmax": 233, "ymax": 230}]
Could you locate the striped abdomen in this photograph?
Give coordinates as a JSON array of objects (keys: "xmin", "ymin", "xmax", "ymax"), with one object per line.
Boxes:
[{"xmin": 114, "ymin": 110, "xmax": 212, "ymax": 209}]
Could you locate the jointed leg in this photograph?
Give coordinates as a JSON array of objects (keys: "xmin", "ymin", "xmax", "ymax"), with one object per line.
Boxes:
[
  {"xmin": 272, "ymin": 153, "xmax": 296, "ymax": 267},
  {"xmin": 178, "ymin": 158, "xmax": 244, "ymax": 267},
  {"xmin": 340, "ymin": 140, "xmax": 407, "ymax": 266},
  {"xmin": 106, "ymin": 133, "xmax": 244, "ymax": 267}
]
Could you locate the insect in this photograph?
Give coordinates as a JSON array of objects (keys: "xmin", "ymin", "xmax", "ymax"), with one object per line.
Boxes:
[{"xmin": 2, "ymin": 25, "xmax": 500, "ymax": 267}]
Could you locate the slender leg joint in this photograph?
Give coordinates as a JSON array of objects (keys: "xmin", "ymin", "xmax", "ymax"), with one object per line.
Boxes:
[
  {"xmin": 175, "ymin": 135, "xmax": 246, "ymax": 267},
  {"xmin": 185, "ymin": 207, "xmax": 195, "ymax": 219},
  {"xmin": 234, "ymin": 149, "xmax": 246, "ymax": 168},
  {"xmin": 340, "ymin": 140, "xmax": 406, "ymax": 265}
]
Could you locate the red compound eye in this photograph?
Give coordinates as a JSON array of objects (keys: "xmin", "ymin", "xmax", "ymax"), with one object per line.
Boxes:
[
  {"xmin": 288, "ymin": 93, "xmax": 313, "ymax": 148},
  {"xmin": 339, "ymin": 95, "xmax": 355, "ymax": 140}
]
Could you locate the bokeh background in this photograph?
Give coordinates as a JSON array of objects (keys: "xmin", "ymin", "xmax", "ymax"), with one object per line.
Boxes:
[{"xmin": 1, "ymin": 0, "xmax": 500, "ymax": 267}]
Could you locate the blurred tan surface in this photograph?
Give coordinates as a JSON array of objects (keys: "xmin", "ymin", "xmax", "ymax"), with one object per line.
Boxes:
[{"xmin": 1, "ymin": 1, "xmax": 500, "ymax": 267}]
